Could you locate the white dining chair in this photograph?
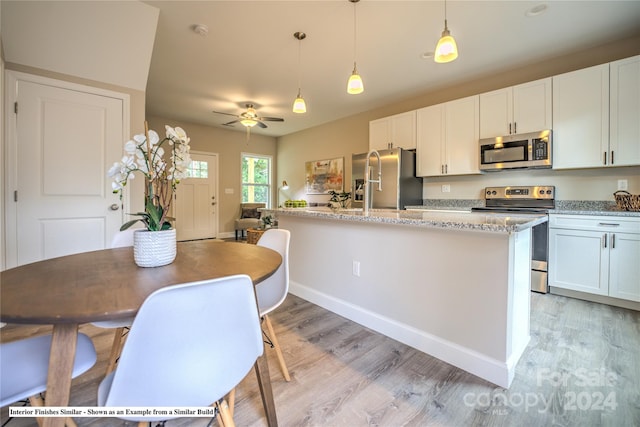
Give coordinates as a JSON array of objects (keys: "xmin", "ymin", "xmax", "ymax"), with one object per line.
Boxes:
[
  {"xmin": 1, "ymin": 333, "xmax": 97, "ymax": 426},
  {"xmin": 97, "ymin": 274, "xmax": 263, "ymax": 426},
  {"xmin": 256, "ymin": 228, "xmax": 291, "ymax": 382},
  {"xmin": 91, "ymin": 227, "xmax": 139, "ymax": 375}
]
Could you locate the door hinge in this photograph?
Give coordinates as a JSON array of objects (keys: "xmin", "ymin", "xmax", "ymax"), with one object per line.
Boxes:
[
  {"xmin": 14, "ymin": 190, "xmax": 18, "ymax": 202},
  {"xmin": 14, "ymin": 102, "xmax": 18, "ymax": 114}
]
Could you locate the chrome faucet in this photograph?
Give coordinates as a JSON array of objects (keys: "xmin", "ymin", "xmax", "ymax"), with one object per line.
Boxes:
[{"xmin": 363, "ymin": 149, "xmax": 382, "ymax": 215}]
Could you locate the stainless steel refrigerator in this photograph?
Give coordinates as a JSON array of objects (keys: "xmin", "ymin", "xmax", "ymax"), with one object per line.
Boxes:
[{"xmin": 351, "ymin": 148, "xmax": 423, "ymax": 210}]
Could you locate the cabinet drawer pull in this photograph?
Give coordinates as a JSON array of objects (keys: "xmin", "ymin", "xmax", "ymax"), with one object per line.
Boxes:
[{"xmin": 598, "ymin": 223, "xmax": 620, "ymax": 227}]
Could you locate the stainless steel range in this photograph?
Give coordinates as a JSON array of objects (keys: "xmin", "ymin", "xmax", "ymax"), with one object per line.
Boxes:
[{"xmin": 472, "ymin": 186, "xmax": 555, "ymax": 293}]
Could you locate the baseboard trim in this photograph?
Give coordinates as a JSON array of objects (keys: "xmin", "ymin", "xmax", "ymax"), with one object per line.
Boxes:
[{"xmin": 290, "ymin": 280, "xmax": 515, "ymax": 388}]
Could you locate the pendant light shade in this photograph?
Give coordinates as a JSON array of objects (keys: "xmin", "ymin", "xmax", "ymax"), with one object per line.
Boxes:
[
  {"xmin": 347, "ymin": 0, "xmax": 364, "ymax": 95},
  {"xmin": 347, "ymin": 63, "xmax": 364, "ymax": 94},
  {"xmin": 293, "ymin": 32, "xmax": 307, "ymax": 113},
  {"xmin": 293, "ymin": 92, "xmax": 307, "ymax": 114},
  {"xmin": 434, "ymin": 0, "xmax": 458, "ymax": 63}
]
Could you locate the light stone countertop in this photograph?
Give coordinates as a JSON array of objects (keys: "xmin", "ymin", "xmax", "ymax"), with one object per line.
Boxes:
[{"xmin": 263, "ymin": 207, "xmax": 547, "ymax": 233}]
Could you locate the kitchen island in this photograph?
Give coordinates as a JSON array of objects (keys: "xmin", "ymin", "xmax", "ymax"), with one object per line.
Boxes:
[{"xmin": 264, "ymin": 207, "xmax": 547, "ymax": 388}]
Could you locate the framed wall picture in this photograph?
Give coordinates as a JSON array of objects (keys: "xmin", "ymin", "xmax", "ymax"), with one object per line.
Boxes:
[{"xmin": 305, "ymin": 157, "xmax": 344, "ymax": 194}]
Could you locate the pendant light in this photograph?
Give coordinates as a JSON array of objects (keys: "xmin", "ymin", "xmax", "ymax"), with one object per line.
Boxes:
[
  {"xmin": 434, "ymin": 0, "xmax": 458, "ymax": 63},
  {"xmin": 292, "ymin": 32, "xmax": 307, "ymax": 114},
  {"xmin": 347, "ymin": 0, "xmax": 364, "ymax": 94}
]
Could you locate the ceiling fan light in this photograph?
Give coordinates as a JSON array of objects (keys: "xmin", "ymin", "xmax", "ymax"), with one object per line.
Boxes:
[
  {"xmin": 240, "ymin": 118, "xmax": 258, "ymax": 127},
  {"xmin": 293, "ymin": 90, "xmax": 307, "ymax": 114},
  {"xmin": 434, "ymin": 27, "xmax": 458, "ymax": 63},
  {"xmin": 347, "ymin": 66, "xmax": 364, "ymax": 95}
]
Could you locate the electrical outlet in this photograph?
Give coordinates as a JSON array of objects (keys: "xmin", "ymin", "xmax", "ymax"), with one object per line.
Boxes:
[
  {"xmin": 352, "ymin": 260, "xmax": 361, "ymax": 277},
  {"xmin": 617, "ymin": 180, "xmax": 628, "ymax": 191},
  {"xmin": 441, "ymin": 184, "xmax": 451, "ymax": 193}
]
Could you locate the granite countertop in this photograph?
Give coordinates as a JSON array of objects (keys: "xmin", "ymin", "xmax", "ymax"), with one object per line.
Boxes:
[{"xmin": 264, "ymin": 207, "xmax": 547, "ymax": 233}]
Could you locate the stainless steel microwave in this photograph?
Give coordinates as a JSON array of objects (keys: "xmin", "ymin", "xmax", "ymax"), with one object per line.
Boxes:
[{"xmin": 479, "ymin": 130, "xmax": 552, "ymax": 171}]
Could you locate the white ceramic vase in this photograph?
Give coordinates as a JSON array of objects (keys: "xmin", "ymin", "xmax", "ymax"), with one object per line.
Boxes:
[{"xmin": 133, "ymin": 228, "xmax": 177, "ymax": 267}]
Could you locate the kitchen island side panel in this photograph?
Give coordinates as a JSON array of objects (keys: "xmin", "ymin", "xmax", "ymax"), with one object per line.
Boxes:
[{"xmin": 279, "ymin": 215, "xmax": 531, "ymax": 387}]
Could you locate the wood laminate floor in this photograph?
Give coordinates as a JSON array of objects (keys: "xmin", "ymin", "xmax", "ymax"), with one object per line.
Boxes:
[{"xmin": 1, "ymin": 292, "xmax": 639, "ymax": 427}]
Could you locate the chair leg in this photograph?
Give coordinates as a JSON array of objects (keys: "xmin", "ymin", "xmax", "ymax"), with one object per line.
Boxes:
[
  {"xmin": 28, "ymin": 395, "xmax": 45, "ymax": 427},
  {"xmin": 264, "ymin": 315, "xmax": 290, "ymax": 381},
  {"xmin": 29, "ymin": 394, "xmax": 77, "ymax": 427},
  {"xmin": 105, "ymin": 327, "xmax": 127, "ymax": 375},
  {"xmin": 227, "ymin": 388, "xmax": 235, "ymax": 417},
  {"xmin": 216, "ymin": 399, "xmax": 235, "ymax": 427}
]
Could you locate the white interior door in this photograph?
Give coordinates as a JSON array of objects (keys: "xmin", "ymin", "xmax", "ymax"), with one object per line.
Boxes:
[
  {"xmin": 5, "ymin": 72, "xmax": 127, "ymax": 267},
  {"xmin": 174, "ymin": 152, "xmax": 218, "ymax": 241}
]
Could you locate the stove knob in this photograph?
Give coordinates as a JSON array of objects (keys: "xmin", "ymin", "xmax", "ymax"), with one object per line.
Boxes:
[
  {"xmin": 486, "ymin": 190, "xmax": 491, "ymax": 195},
  {"xmin": 491, "ymin": 190, "xmax": 497, "ymax": 195},
  {"xmin": 546, "ymin": 190, "xmax": 552, "ymax": 194}
]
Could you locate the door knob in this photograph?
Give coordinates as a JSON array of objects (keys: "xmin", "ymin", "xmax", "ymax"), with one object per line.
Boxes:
[{"xmin": 109, "ymin": 203, "xmax": 120, "ymax": 211}]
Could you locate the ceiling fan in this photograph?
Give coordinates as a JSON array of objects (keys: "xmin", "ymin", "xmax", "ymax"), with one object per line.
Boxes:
[{"xmin": 212, "ymin": 103, "xmax": 284, "ymax": 129}]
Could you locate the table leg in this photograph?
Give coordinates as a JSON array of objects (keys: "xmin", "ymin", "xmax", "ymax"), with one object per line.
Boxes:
[
  {"xmin": 42, "ymin": 323, "xmax": 78, "ymax": 427},
  {"xmin": 254, "ymin": 350, "xmax": 278, "ymax": 427}
]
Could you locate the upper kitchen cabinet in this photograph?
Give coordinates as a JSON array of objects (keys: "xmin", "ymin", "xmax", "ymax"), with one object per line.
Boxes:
[
  {"xmin": 416, "ymin": 95, "xmax": 480, "ymax": 177},
  {"xmin": 610, "ymin": 55, "xmax": 640, "ymax": 167},
  {"xmin": 553, "ymin": 63, "xmax": 609, "ymax": 169},
  {"xmin": 479, "ymin": 77, "xmax": 552, "ymax": 139},
  {"xmin": 369, "ymin": 111, "xmax": 416, "ymax": 151},
  {"xmin": 553, "ymin": 57, "xmax": 640, "ymax": 169}
]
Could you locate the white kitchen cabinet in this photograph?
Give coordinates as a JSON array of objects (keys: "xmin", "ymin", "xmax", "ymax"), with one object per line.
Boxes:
[
  {"xmin": 369, "ymin": 110, "xmax": 416, "ymax": 151},
  {"xmin": 549, "ymin": 214, "xmax": 640, "ymax": 302},
  {"xmin": 553, "ymin": 56, "xmax": 640, "ymax": 169},
  {"xmin": 479, "ymin": 78, "xmax": 552, "ymax": 139},
  {"xmin": 610, "ymin": 55, "xmax": 640, "ymax": 167},
  {"xmin": 552, "ymin": 63, "xmax": 609, "ymax": 169},
  {"xmin": 416, "ymin": 95, "xmax": 479, "ymax": 177}
]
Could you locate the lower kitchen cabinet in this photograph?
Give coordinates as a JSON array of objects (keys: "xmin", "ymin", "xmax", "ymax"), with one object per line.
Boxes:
[{"xmin": 549, "ymin": 214, "xmax": 640, "ymax": 302}]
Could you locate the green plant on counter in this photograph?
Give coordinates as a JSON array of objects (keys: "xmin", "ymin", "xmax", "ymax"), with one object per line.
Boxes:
[{"xmin": 328, "ymin": 190, "xmax": 351, "ymax": 208}]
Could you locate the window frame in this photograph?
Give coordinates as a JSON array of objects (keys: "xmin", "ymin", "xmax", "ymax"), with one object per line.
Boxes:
[{"xmin": 241, "ymin": 152, "xmax": 272, "ymax": 208}]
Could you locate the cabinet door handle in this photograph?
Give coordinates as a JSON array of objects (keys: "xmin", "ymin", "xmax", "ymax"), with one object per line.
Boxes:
[
  {"xmin": 445, "ymin": 164, "xmax": 448, "ymax": 174},
  {"xmin": 611, "ymin": 234, "xmax": 615, "ymax": 249},
  {"xmin": 509, "ymin": 123, "xmax": 512, "ymax": 134},
  {"xmin": 598, "ymin": 223, "xmax": 620, "ymax": 227},
  {"xmin": 611, "ymin": 150, "xmax": 614, "ymax": 165},
  {"xmin": 603, "ymin": 151, "xmax": 607, "ymax": 165},
  {"xmin": 513, "ymin": 122, "xmax": 517, "ymax": 134},
  {"xmin": 441, "ymin": 165, "xmax": 444, "ymax": 174},
  {"xmin": 602, "ymin": 234, "xmax": 607, "ymax": 249}
]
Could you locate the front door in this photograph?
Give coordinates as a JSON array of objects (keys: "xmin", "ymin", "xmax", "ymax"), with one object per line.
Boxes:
[
  {"xmin": 5, "ymin": 72, "xmax": 128, "ymax": 268},
  {"xmin": 174, "ymin": 152, "xmax": 218, "ymax": 241}
]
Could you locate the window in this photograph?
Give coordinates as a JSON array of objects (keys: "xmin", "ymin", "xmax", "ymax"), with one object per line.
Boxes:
[
  {"xmin": 241, "ymin": 153, "xmax": 271, "ymax": 206},
  {"xmin": 186, "ymin": 160, "xmax": 208, "ymax": 178}
]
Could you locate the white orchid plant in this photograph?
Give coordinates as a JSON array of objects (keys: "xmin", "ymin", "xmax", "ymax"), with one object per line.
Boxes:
[{"xmin": 109, "ymin": 122, "xmax": 191, "ymax": 231}]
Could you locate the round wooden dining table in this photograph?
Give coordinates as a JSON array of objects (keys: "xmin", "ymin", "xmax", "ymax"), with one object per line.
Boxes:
[{"xmin": 0, "ymin": 240, "xmax": 282, "ymax": 427}]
